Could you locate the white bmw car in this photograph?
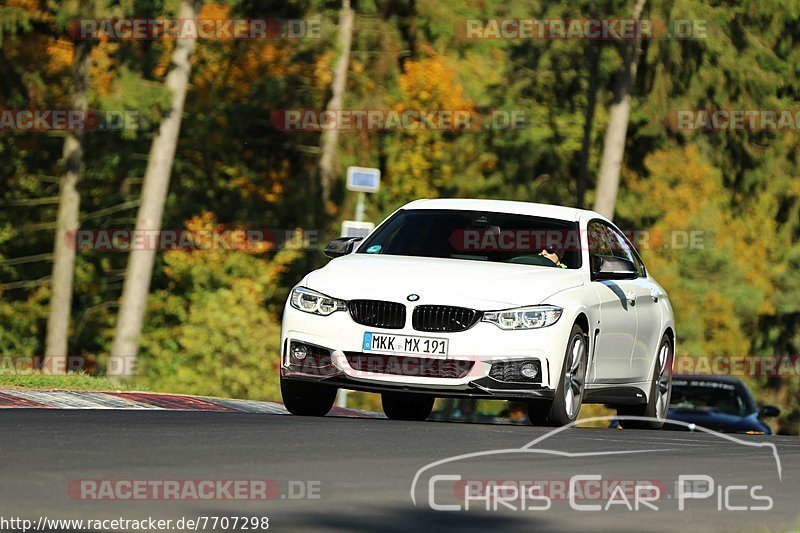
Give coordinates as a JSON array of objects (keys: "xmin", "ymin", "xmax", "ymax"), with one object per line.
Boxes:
[{"xmin": 280, "ymin": 199, "xmax": 675, "ymax": 427}]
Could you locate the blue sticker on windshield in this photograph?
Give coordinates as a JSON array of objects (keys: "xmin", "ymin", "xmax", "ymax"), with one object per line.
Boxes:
[{"xmin": 366, "ymin": 245, "xmax": 382, "ymax": 254}]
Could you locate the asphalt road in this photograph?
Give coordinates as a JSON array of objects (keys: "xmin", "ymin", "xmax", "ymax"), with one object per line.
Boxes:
[{"xmin": 1, "ymin": 410, "xmax": 799, "ymax": 532}]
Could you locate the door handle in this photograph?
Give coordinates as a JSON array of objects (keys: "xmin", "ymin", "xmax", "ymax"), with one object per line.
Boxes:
[
  {"xmin": 650, "ymin": 289, "xmax": 660, "ymax": 302},
  {"xmin": 625, "ymin": 291, "xmax": 636, "ymax": 307}
]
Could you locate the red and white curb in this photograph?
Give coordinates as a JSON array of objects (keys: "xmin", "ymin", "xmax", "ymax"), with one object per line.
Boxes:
[{"xmin": 0, "ymin": 389, "xmax": 382, "ymax": 418}]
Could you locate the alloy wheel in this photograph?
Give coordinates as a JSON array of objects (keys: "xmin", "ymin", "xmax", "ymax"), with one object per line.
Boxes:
[
  {"xmin": 563, "ymin": 333, "xmax": 587, "ymax": 419},
  {"xmin": 654, "ymin": 341, "xmax": 672, "ymax": 420}
]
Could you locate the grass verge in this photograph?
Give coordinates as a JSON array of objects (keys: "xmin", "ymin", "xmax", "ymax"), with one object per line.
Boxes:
[{"xmin": 0, "ymin": 373, "xmax": 131, "ymax": 391}]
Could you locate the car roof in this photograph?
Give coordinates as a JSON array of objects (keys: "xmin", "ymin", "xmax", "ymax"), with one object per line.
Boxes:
[{"xmin": 401, "ymin": 198, "xmax": 607, "ymax": 224}]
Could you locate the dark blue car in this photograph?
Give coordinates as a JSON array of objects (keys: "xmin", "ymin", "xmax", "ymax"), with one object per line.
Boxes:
[{"xmin": 667, "ymin": 375, "xmax": 780, "ymax": 435}]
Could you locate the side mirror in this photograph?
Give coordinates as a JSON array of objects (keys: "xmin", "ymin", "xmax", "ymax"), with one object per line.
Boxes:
[
  {"xmin": 592, "ymin": 254, "xmax": 638, "ymax": 281},
  {"xmin": 760, "ymin": 405, "xmax": 780, "ymax": 418},
  {"xmin": 324, "ymin": 237, "xmax": 363, "ymax": 259}
]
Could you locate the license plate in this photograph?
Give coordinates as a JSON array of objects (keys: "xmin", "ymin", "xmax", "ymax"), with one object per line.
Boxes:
[{"xmin": 363, "ymin": 332, "xmax": 448, "ymax": 357}]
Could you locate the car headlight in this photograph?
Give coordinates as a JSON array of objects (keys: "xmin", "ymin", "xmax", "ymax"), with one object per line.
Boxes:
[
  {"xmin": 290, "ymin": 287, "xmax": 347, "ymax": 316},
  {"xmin": 482, "ymin": 305, "xmax": 563, "ymax": 330}
]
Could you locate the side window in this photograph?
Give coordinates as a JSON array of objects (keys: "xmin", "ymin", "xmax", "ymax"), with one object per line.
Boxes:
[
  {"xmin": 588, "ymin": 220, "xmax": 645, "ymax": 277},
  {"xmin": 605, "ymin": 224, "xmax": 645, "ymax": 277},
  {"xmin": 587, "ymin": 221, "xmax": 613, "ymax": 272}
]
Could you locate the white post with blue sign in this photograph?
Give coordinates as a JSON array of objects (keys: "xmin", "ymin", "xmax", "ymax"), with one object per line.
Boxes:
[
  {"xmin": 338, "ymin": 167, "xmax": 381, "ymax": 407},
  {"xmin": 346, "ymin": 166, "xmax": 380, "ymax": 223}
]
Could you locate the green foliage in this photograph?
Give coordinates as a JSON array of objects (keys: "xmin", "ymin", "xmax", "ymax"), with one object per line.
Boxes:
[
  {"xmin": 618, "ymin": 145, "xmax": 765, "ymax": 356},
  {"xmin": 0, "ymin": 288, "xmax": 48, "ymax": 355},
  {"xmin": 0, "ymin": 6, "xmax": 34, "ymax": 44},
  {"xmin": 135, "ymin": 215, "xmax": 300, "ymax": 401}
]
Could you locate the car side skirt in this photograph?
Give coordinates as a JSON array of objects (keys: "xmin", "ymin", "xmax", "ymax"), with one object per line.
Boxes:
[{"xmin": 584, "ymin": 385, "xmax": 649, "ymax": 405}]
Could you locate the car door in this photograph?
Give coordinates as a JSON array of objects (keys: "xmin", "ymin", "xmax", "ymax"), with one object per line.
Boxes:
[
  {"xmin": 587, "ymin": 221, "xmax": 636, "ymax": 382},
  {"xmin": 631, "ymin": 276, "xmax": 665, "ymax": 381},
  {"xmin": 602, "ymin": 223, "xmax": 664, "ymax": 382}
]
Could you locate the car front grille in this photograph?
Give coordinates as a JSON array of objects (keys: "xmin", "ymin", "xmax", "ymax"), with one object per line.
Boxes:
[
  {"xmin": 348, "ymin": 300, "xmax": 406, "ymax": 329},
  {"xmin": 412, "ymin": 305, "xmax": 481, "ymax": 332},
  {"xmin": 345, "ymin": 353, "xmax": 474, "ymax": 379}
]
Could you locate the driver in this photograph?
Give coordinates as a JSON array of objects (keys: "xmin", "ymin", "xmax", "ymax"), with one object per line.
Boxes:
[{"xmin": 540, "ymin": 244, "xmax": 567, "ymax": 268}]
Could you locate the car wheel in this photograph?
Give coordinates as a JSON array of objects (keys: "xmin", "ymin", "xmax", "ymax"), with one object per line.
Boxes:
[
  {"xmin": 280, "ymin": 377, "xmax": 337, "ymax": 416},
  {"xmin": 617, "ymin": 334, "xmax": 673, "ymax": 430},
  {"xmin": 528, "ymin": 323, "xmax": 588, "ymax": 427},
  {"xmin": 381, "ymin": 392, "xmax": 434, "ymax": 421}
]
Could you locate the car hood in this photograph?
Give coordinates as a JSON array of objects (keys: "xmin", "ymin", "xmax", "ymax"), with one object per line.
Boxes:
[
  {"xmin": 304, "ymin": 254, "xmax": 585, "ymax": 309},
  {"xmin": 667, "ymin": 409, "xmax": 769, "ymax": 434}
]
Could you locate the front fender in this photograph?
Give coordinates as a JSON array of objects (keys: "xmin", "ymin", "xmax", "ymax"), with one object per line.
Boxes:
[{"xmin": 541, "ymin": 285, "xmax": 599, "ymax": 381}]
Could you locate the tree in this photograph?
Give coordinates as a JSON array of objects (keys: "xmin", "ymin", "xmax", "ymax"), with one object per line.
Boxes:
[
  {"xmin": 43, "ymin": 5, "xmax": 92, "ymax": 373},
  {"xmin": 593, "ymin": 0, "xmax": 646, "ymax": 219},
  {"xmin": 576, "ymin": 37, "xmax": 599, "ymax": 209},
  {"xmin": 109, "ymin": 0, "xmax": 200, "ymax": 379},
  {"xmin": 318, "ymin": 0, "xmax": 354, "ymax": 207}
]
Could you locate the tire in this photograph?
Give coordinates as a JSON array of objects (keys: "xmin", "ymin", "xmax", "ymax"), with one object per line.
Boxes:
[
  {"xmin": 381, "ymin": 392, "xmax": 434, "ymax": 421},
  {"xmin": 528, "ymin": 323, "xmax": 588, "ymax": 427},
  {"xmin": 617, "ymin": 334, "xmax": 673, "ymax": 430},
  {"xmin": 280, "ymin": 377, "xmax": 337, "ymax": 416}
]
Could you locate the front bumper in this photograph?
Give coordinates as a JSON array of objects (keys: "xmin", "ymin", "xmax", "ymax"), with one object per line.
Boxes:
[
  {"xmin": 281, "ymin": 374, "xmax": 555, "ymax": 400},
  {"xmin": 279, "ymin": 301, "xmax": 574, "ymax": 401}
]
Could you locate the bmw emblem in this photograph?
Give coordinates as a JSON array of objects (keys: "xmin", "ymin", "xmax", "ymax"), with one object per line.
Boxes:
[{"xmin": 407, "ymin": 294, "xmax": 420, "ymax": 302}]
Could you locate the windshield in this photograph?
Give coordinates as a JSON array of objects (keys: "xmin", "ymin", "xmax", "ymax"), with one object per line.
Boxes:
[
  {"xmin": 670, "ymin": 379, "xmax": 753, "ymax": 417},
  {"xmin": 357, "ymin": 209, "xmax": 582, "ymax": 269}
]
